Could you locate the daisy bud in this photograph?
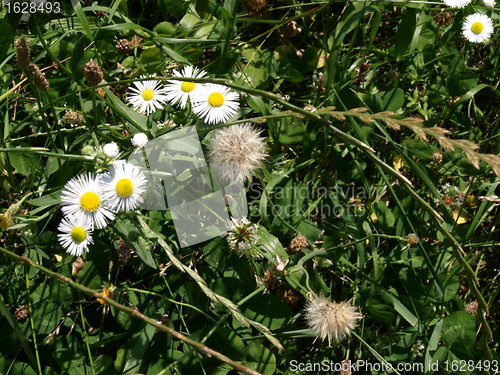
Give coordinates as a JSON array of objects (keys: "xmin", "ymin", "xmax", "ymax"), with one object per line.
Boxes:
[
  {"xmin": 26, "ymin": 63, "xmax": 50, "ymax": 91},
  {"xmin": 14, "ymin": 36, "xmax": 30, "ymax": 69},
  {"xmin": 81, "ymin": 145, "xmax": 96, "ymax": 157},
  {"xmin": 102, "ymin": 142, "xmax": 120, "ymax": 159},
  {"xmin": 304, "ymin": 294, "xmax": 362, "ymax": 345},
  {"xmin": 131, "ymin": 132, "xmax": 149, "ymax": 148},
  {"xmin": 207, "ymin": 123, "xmax": 267, "ymax": 184},
  {"xmin": 84, "ymin": 60, "xmax": 104, "ymax": 86}
]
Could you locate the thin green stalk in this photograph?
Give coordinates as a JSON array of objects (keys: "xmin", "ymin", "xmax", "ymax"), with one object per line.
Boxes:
[
  {"xmin": 0, "ymin": 294, "xmax": 39, "ymax": 373},
  {"xmin": 0, "ymin": 246, "xmax": 262, "ymax": 375},
  {"xmin": 126, "ymin": 287, "xmax": 217, "ymax": 322},
  {"xmin": 0, "ymin": 147, "xmax": 94, "ymax": 161},
  {"xmin": 79, "ymin": 303, "xmax": 97, "ymax": 375}
]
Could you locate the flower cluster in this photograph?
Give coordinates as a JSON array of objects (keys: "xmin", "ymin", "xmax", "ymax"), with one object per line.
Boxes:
[
  {"xmin": 442, "ymin": 0, "xmax": 495, "ymax": 43},
  {"xmin": 126, "ymin": 66, "xmax": 240, "ymax": 124},
  {"xmin": 58, "ymin": 160, "xmax": 147, "ymax": 256},
  {"xmin": 224, "ymin": 217, "xmax": 261, "ymax": 259}
]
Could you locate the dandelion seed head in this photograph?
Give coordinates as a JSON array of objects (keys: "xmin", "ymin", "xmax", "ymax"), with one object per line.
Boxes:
[
  {"xmin": 207, "ymin": 123, "xmax": 267, "ymax": 183},
  {"xmin": 305, "ymin": 295, "xmax": 362, "ymax": 345}
]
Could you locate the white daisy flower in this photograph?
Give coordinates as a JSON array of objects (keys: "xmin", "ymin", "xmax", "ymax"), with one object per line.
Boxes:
[
  {"xmin": 191, "ymin": 84, "xmax": 240, "ymax": 124},
  {"xmin": 443, "ymin": 0, "xmax": 471, "ymax": 8},
  {"xmin": 482, "ymin": 0, "xmax": 495, "ymax": 6},
  {"xmin": 131, "ymin": 133, "xmax": 149, "ymax": 148},
  {"xmin": 462, "ymin": 13, "xmax": 494, "ymax": 43},
  {"xmin": 60, "ymin": 173, "xmax": 115, "ymax": 229},
  {"xmin": 101, "ymin": 161, "xmax": 148, "ymax": 212},
  {"xmin": 127, "ymin": 77, "xmax": 168, "ymax": 115},
  {"xmin": 164, "ymin": 66, "xmax": 208, "ymax": 108},
  {"xmin": 58, "ymin": 215, "xmax": 93, "ymax": 256},
  {"xmin": 102, "ymin": 142, "xmax": 120, "ymax": 159}
]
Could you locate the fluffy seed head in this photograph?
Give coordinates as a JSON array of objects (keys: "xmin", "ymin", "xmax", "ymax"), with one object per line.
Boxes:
[
  {"xmin": 84, "ymin": 60, "xmax": 104, "ymax": 86},
  {"xmin": 305, "ymin": 295, "xmax": 362, "ymax": 345},
  {"xmin": 15, "ymin": 36, "xmax": 30, "ymax": 69},
  {"xmin": 207, "ymin": 123, "xmax": 267, "ymax": 184}
]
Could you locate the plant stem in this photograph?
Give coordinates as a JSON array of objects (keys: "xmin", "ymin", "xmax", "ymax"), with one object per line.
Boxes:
[{"xmin": 0, "ymin": 246, "xmax": 262, "ymax": 375}]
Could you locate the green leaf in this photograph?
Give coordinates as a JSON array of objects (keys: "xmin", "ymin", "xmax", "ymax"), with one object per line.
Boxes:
[
  {"xmin": 241, "ymin": 295, "xmax": 292, "ymax": 330},
  {"xmin": 255, "ymin": 226, "xmax": 288, "ymax": 263},
  {"xmin": 375, "ymin": 201, "xmax": 395, "ymax": 229},
  {"xmin": 115, "ymin": 219, "xmax": 157, "ymax": 269},
  {"xmin": 244, "ymin": 342, "xmax": 276, "ymax": 375},
  {"xmin": 8, "ymin": 149, "xmax": 41, "ymax": 177},
  {"xmin": 381, "ymin": 88, "xmax": 405, "ymax": 112},
  {"xmin": 28, "ymin": 191, "xmax": 61, "ymax": 207},
  {"xmin": 0, "ymin": 19, "xmax": 15, "ymax": 63},
  {"xmin": 442, "ymin": 311, "xmax": 476, "ymax": 350},
  {"xmin": 123, "ymin": 324, "xmax": 156, "ymax": 373},
  {"xmin": 104, "ymin": 88, "xmax": 147, "ymax": 133},
  {"xmin": 395, "ymin": 8, "xmax": 418, "ymax": 60}
]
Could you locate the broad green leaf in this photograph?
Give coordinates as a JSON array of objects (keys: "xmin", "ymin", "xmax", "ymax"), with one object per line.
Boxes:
[{"xmin": 442, "ymin": 311, "xmax": 475, "ymax": 350}]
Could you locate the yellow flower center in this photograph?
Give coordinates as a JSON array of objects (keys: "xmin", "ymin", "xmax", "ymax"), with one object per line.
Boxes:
[
  {"xmin": 181, "ymin": 82, "xmax": 196, "ymax": 92},
  {"xmin": 70, "ymin": 226, "xmax": 87, "ymax": 243},
  {"xmin": 80, "ymin": 192, "xmax": 100, "ymax": 212},
  {"xmin": 141, "ymin": 88, "xmax": 155, "ymax": 101},
  {"xmin": 208, "ymin": 92, "xmax": 224, "ymax": 107},
  {"xmin": 116, "ymin": 178, "xmax": 134, "ymax": 197},
  {"xmin": 471, "ymin": 22, "xmax": 484, "ymax": 34}
]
